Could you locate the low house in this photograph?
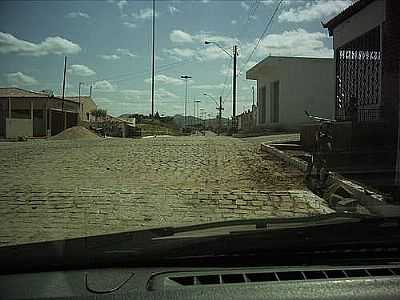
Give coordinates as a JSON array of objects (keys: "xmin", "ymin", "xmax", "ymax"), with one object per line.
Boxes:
[
  {"xmin": 322, "ymin": 0, "xmax": 400, "ymax": 193},
  {"xmin": 246, "ymin": 56, "xmax": 335, "ymax": 130},
  {"xmin": 237, "ymin": 105, "xmax": 257, "ymax": 132},
  {"xmin": 94, "ymin": 114, "xmax": 139, "ymax": 138},
  {"xmin": 65, "ymin": 96, "xmax": 97, "ymax": 122},
  {"xmin": 0, "ymin": 87, "xmax": 79, "ymax": 139}
]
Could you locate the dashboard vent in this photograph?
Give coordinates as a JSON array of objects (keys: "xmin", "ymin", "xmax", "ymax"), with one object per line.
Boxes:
[{"xmin": 163, "ymin": 266, "xmax": 400, "ymax": 288}]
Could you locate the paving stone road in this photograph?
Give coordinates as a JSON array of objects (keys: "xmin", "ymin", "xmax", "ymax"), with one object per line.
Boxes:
[{"xmin": 0, "ymin": 135, "xmax": 332, "ymax": 246}]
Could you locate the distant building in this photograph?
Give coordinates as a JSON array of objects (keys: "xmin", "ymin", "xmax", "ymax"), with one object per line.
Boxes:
[
  {"xmin": 246, "ymin": 56, "xmax": 335, "ymax": 130},
  {"xmin": 65, "ymin": 96, "xmax": 97, "ymax": 122},
  {"xmin": 237, "ymin": 105, "xmax": 257, "ymax": 132},
  {"xmin": 0, "ymin": 87, "xmax": 79, "ymax": 139}
]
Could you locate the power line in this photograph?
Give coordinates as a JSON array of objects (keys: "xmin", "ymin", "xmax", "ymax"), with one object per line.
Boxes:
[
  {"xmin": 243, "ymin": 0, "xmax": 283, "ymax": 67},
  {"xmin": 95, "ymin": 58, "xmax": 199, "ymax": 84}
]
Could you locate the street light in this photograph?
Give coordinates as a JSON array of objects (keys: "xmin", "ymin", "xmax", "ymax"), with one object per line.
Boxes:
[
  {"xmin": 203, "ymin": 93, "xmax": 218, "ymax": 106},
  {"xmin": 204, "ymin": 40, "xmax": 238, "ymax": 132},
  {"xmin": 203, "ymin": 92, "xmax": 224, "ymax": 135},
  {"xmin": 194, "ymin": 99, "xmax": 201, "ymax": 127},
  {"xmin": 180, "ymin": 75, "xmax": 192, "ymax": 129}
]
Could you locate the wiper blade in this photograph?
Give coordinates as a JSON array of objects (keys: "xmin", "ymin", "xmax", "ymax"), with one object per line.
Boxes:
[{"xmin": 156, "ymin": 212, "xmax": 381, "ymax": 239}]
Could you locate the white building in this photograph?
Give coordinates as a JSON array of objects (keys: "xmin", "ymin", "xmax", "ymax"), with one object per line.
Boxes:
[{"xmin": 246, "ymin": 56, "xmax": 335, "ymax": 130}]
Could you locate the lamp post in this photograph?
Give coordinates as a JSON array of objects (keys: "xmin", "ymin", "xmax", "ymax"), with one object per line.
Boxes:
[
  {"xmin": 194, "ymin": 99, "xmax": 201, "ymax": 128},
  {"xmin": 204, "ymin": 41, "xmax": 238, "ymax": 132},
  {"xmin": 203, "ymin": 93, "xmax": 224, "ymax": 135},
  {"xmin": 180, "ymin": 75, "xmax": 192, "ymax": 129}
]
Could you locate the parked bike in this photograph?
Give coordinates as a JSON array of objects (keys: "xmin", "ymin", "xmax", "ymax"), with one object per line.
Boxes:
[{"xmin": 304, "ymin": 110, "xmax": 336, "ymax": 195}]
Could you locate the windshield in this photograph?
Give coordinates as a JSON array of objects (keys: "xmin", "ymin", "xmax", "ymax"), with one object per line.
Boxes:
[{"xmin": 0, "ymin": 0, "xmax": 399, "ymax": 250}]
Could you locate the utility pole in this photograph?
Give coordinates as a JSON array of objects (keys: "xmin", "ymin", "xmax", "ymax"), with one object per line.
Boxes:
[
  {"xmin": 218, "ymin": 96, "xmax": 224, "ymax": 135},
  {"xmin": 78, "ymin": 82, "xmax": 84, "ymax": 118},
  {"xmin": 232, "ymin": 45, "xmax": 238, "ymax": 132},
  {"xmin": 61, "ymin": 56, "xmax": 67, "ymax": 112},
  {"xmin": 180, "ymin": 75, "xmax": 191, "ymax": 129},
  {"xmin": 89, "ymin": 85, "xmax": 92, "ymax": 98},
  {"xmin": 151, "ymin": 0, "xmax": 156, "ymax": 117}
]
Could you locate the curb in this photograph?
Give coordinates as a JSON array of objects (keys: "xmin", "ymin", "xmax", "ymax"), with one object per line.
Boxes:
[{"xmin": 260, "ymin": 142, "xmax": 400, "ymax": 217}]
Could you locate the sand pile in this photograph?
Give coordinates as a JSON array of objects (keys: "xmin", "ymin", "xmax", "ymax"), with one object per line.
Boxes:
[{"xmin": 50, "ymin": 126, "xmax": 100, "ymax": 140}]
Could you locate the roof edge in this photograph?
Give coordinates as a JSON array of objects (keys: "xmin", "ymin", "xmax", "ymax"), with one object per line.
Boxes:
[{"xmin": 323, "ymin": 0, "xmax": 376, "ymax": 34}]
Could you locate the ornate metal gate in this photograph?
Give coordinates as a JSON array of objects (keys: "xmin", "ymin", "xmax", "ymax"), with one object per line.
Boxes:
[{"xmin": 335, "ymin": 26, "xmax": 382, "ymax": 122}]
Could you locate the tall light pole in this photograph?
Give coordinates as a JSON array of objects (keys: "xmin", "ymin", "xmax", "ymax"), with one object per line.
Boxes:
[
  {"xmin": 194, "ymin": 99, "xmax": 201, "ymax": 127},
  {"xmin": 205, "ymin": 40, "xmax": 238, "ymax": 132},
  {"xmin": 151, "ymin": 0, "xmax": 156, "ymax": 117},
  {"xmin": 180, "ymin": 75, "xmax": 192, "ymax": 128}
]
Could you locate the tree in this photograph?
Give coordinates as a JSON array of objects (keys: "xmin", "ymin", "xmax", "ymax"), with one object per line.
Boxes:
[{"xmin": 90, "ymin": 108, "xmax": 107, "ymax": 122}]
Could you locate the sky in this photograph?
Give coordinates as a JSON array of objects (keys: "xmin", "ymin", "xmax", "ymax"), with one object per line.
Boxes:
[{"xmin": 0, "ymin": 0, "xmax": 353, "ymax": 118}]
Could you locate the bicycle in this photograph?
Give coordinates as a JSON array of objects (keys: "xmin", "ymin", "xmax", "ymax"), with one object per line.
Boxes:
[{"xmin": 304, "ymin": 110, "xmax": 336, "ymax": 195}]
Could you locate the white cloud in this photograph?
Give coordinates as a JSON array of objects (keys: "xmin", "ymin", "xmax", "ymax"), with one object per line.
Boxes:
[
  {"xmin": 163, "ymin": 43, "xmax": 229, "ymax": 62},
  {"xmin": 117, "ymin": 0, "xmax": 128, "ymax": 10},
  {"xmin": 5, "ymin": 72, "xmax": 38, "ymax": 86},
  {"xmin": 192, "ymin": 83, "xmax": 230, "ymax": 90},
  {"xmin": 123, "ymin": 21, "xmax": 137, "ymax": 28},
  {"xmin": 170, "ymin": 30, "xmax": 194, "ymax": 43},
  {"xmin": 169, "ymin": 29, "xmax": 237, "ymax": 46},
  {"xmin": 157, "ymin": 88, "xmax": 179, "ymax": 100},
  {"xmin": 116, "ymin": 48, "xmax": 136, "ymax": 57},
  {"xmin": 194, "ymin": 32, "xmax": 237, "ymax": 45},
  {"xmin": 0, "ymin": 32, "xmax": 81, "ymax": 56},
  {"xmin": 68, "ymin": 64, "xmax": 96, "ymax": 77},
  {"xmin": 244, "ymin": 28, "xmax": 333, "ymax": 58},
  {"xmin": 278, "ymin": 0, "xmax": 351, "ymax": 23},
  {"xmin": 99, "ymin": 54, "xmax": 120, "ymax": 60},
  {"xmin": 132, "ymin": 8, "xmax": 159, "ymax": 20},
  {"xmin": 168, "ymin": 6, "xmax": 181, "ymax": 15},
  {"xmin": 121, "ymin": 88, "xmax": 178, "ymax": 100},
  {"xmin": 66, "ymin": 11, "xmax": 90, "ymax": 19},
  {"xmin": 201, "ymin": 0, "xmax": 210, "ymax": 3},
  {"xmin": 144, "ymin": 74, "xmax": 184, "ymax": 86},
  {"xmin": 163, "ymin": 48, "xmax": 197, "ymax": 60},
  {"xmin": 261, "ymin": 0, "xmax": 275, "ymax": 5},
  {"xmin": 94, "ymin": 80, "xmax": 115, "ymax": 91},
  {"xmin": 240, "ymin": 1, "xmax": 250, "ymax": 10},
  {"xmin": 231, "ymin": 20, "xmax": 237, "ymax": 25}
]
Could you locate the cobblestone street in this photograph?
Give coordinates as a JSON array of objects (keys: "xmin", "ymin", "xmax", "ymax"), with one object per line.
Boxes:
[{"xmin": 0, "ymin": 135, "xmax": 332, "ymax": 246}]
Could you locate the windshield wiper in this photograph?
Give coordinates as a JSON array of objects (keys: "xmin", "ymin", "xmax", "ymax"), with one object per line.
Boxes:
[{"xmin": 157, "ymin": 211, "xmax": 380, "ymax": 239}]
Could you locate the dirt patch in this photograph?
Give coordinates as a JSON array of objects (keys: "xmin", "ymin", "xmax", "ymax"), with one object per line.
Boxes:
[{"xmin": 49, "ymin": 126, "xmax": 99, "ymax": 140}]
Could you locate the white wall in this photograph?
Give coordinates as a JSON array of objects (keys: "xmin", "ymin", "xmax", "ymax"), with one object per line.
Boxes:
[
  {"xmin": 256, "ymin": 58, "xmax": 335, "ymax": 129},
  {"xmin": 6, "ymin": 118, "xmax": 33, "ymax": 138}
]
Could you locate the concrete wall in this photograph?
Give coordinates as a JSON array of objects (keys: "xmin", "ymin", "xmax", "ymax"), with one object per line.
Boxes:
[
  {"xmin": 332, "ymin": 0, "xmax": 385, "ymax": 49},
  {"xmin": 6, "ymin": 118, "xmax": 33, "ymax": 138},
  {"xmin": 256, "ymin": 58, "xmax": 335, "ymax": 129}
]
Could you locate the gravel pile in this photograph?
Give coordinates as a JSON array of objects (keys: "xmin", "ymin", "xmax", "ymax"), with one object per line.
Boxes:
[{"xmin": 49, "ymin": 126, "xmax": 99, "ymax": 140}]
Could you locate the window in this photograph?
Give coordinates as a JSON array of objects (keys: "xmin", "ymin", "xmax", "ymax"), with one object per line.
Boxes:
[
  {"xmin": 270, "ymin": 81, "xmax": 279, "ymax": 123},
  {"xmin": 259, "ymin": 86, "xmax": 266, "ymax": 124}
]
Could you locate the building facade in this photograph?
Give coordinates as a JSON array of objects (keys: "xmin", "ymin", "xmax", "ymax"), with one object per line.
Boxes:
[
  {"xmin": 65, "ymin": 96, "xmax": 97, "ymax": 122},
  {"xmin": 0, "ymin": 88, "xmax": 79, "ymax": 139},
  {"xmin": 246, "ymin": 56, "xmax": 335, "ymax": 130},
  {"xmin": 323, "ymin": 0, "xmax": 400, "ymax": 191},
  {"xmin": 237, "ymin": 105, "xmax": 257, "ymax": 132}
]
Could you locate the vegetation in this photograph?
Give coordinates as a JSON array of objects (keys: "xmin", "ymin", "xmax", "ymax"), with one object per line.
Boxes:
[{"xmin": 90, "ymin": 108, "xmax": 107, "ymax": 121}]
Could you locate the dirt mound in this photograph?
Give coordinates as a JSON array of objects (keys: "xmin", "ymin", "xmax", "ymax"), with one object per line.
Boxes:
[{"xmin": 50, "ymin": 126, "xmax": 99, "ymax": 140}]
